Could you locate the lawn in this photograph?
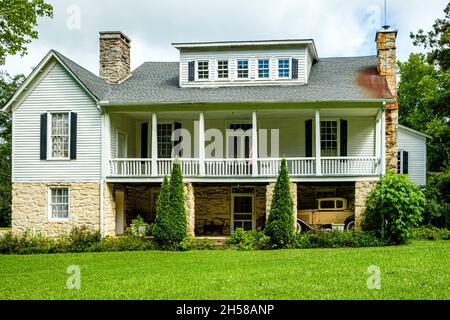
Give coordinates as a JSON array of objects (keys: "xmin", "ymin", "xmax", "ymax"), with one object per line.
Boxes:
[{"xmin": 0, "ymin": 240, "xmax": 449, "ymax": 300}]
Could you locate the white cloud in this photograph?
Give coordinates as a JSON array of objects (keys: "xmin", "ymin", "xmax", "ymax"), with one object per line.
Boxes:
[{"xmin": 2, "ymin": 0, "xmax": 448, "ymax": 76}]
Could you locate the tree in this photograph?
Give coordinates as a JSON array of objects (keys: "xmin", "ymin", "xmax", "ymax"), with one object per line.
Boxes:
[
  {"xmin": 362, "ymin": 171, "xmax": 425, "ymax": 245},
  {"xmin": 265, "ymin": 159, "xmax": 295, "ymax": 248},
  {"xmin": 0, "ymin": 0, "xmax": 53, "ymax": 64},
  {"xmin": 151, "ymin": 162, "xmax": 187, "ymax": 248},
  {"xmin": 410, "ymin": 2, "xmax": 450, "ymax": 71},
  {"xmin": 398, "ymin": 54, "xmax": 450, "ymax": 172},
  {"xmin": 151, "ymin": 176, "xmax": 173, "ymax": 246},
  {"xmin": 168, "ymin": 161, "xmax": 187, "ymax": 244},
  {"xmin": 0, "ymin": 72, "xmax": 25, "ymax": 227}
]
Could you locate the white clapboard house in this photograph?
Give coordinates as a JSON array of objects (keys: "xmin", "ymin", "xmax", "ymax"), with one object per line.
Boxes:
[{"xmin": 2, "ymin": 28, "xmax": 429, "ymax": 237}]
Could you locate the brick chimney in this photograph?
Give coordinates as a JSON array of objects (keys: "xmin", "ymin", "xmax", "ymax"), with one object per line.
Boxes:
[
  {"xmin": 376, "ymin": 27, "xmax": 398, "ymax": 172},
  {"xmin": 99, "ymin": 31, "xmax": 131, "ymax": 83}
]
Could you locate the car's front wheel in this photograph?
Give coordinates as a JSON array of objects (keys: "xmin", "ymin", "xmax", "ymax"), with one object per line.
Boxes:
[
  {"xmin": 345, "ymin": 220, "xmax": 355, "ymax": 231},
  {"xmin": 296, "ymin": 221, "xmax": 303, "ymax": 233}
]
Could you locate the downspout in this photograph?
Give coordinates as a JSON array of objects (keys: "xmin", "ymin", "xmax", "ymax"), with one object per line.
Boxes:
[{"xmin": 98, "ymin": 104, "xmax": 105, "ymax": 238}]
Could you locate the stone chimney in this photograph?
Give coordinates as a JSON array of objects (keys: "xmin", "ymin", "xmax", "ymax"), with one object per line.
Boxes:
[
  {"xmin": 376, "ymin": 28, "xmax": 398, "ymax": 97},
  {"xmin": 99, "ymin": 31, "xmax": 131, "ymax": 83},
  {"xmin": 376, "ymin": 27, "xmax": 398, "ymax": 172}
]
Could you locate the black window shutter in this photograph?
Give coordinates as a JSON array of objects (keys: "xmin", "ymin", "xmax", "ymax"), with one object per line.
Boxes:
[
  {"xmin": 340, "ymin": 119, "xmax": 348, "ymax": 157},
  {"xmin": 40, "ymin": 113, "xmax": 48, "ymax": 160},
  {"xmin": 403, "ymin": 151, "xmax": 409, "ymax": 174},
  {"xmin": 70, "ymin": 112, "xmax": 77, "ymax": 160},
  {"xmin": 188, "ymin": 61, "xmax": 195, "ymax": 82},
  {"xmin": 174, "ymin": 122, "xmax": 182, "ymax": 157},
  {"xmin": 292, "ymin": 58, "xmax": 298, "ymax": 79},
  {"xmin": 305, "ymin": 119, "xmax": 313, "ymax": 157},
  {"xmin": 141, "ymin": 123, "xmax": 149, "ymax": 158}
]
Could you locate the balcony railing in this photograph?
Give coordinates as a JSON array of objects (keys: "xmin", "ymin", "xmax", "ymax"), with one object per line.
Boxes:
[{"xmin": 109, "ymin": 157, "xmax": 379, "ymax": 178}]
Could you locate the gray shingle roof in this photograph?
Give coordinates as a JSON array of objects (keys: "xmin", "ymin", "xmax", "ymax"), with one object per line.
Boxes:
[{"xmin": 53, "ymin": 51, "xmax": 393, "ymax": 105}]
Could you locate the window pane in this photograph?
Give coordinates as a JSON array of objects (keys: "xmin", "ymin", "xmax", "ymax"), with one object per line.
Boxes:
[
  {"xmin": 51, "ymin": 113, "xmax": 69, "ymax": 158},
  {"xmin": 218, "ymin": 60, "xmax": 229, "ymax": 79},
  {"xmin": 237, "ymin": 60, "xmax": 249, "ymax": 79},
  {"xmin": 320, "ymin": 121, "xmax": 338, "ymax": 157},
  {"xmin": 197, "ymin": 61, "xmax": 209, "ymax": 80},
  {"xmin": 50, "ymin": 188, "xmax": 69, "ymax": 219},
  {"xmin": 320, "ymin": 200, "xmax": 335, "ymax": 209},
  {"xmin": 258, "ymin": 59, "xmax": 269, "ymax": 78},
  {"xmin": 157, "ymin": 124, "xmax": 173, "ymax": 158},
  {"xmin": 278, "ymin": 59, "xmax": 290, "ymax": 78}
]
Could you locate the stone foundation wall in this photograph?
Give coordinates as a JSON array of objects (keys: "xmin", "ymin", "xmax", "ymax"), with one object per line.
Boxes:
[
  {"xmin": 103, "ymin": 183, "xmax": 116, "ymax": 237},
  {"xmin": 265, "ymin": 182, "xmax": 297, "ymax": 221},
  {"xmin": 185, "ymin": 183, "xmax": 195, "ymax": 237},
  {"xmin": 354, "ymin": 180, "xmax": 378, "ymax": 229},
  {"xmin": 12, "ymin": 182, "xmax": 101, "ymax": 237}
]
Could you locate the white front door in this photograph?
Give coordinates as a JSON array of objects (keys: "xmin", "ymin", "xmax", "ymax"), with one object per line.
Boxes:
[
  {"xmin": 115, "ymin": 190, "xmax": 125, "ymax": 235},
  {"xmin": 231, "ymin": 194, "xmax": 255, "ymax": 232}
]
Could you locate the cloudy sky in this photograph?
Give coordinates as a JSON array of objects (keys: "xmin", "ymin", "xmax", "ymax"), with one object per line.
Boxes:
[{"xmin": 2, "ymin": 0, "xmax": 448, "ymax": 77}]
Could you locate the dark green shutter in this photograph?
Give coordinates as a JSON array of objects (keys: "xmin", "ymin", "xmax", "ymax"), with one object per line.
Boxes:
[
  {"xmin": 141, "ymin": 123, "xmax": 149, "ymax": 158},
  {"xmin": 188, "ymin": 61, "xmax": 195, "ymax": 81},
  {"xmin": 403, "ymin": 151, "xmax": 409, "ymax": 174},
  {"xmin": 340, "ymin": 119, "xmax": 348, "ymax": 156},
  {"xmin": 305, "ymin": 119, "xmax": 313, "ymax": 157},
  {"xmin": 174, "ymin": 122, "xmax": 182, "ymax": 157},
  {"xmin": 70, "ymin": 112, "xmax": 77, "ymax": 160},
  {"xmin": 292, "ymin": 58, "xmax": 298, "ymax": 79},
  {"xmin": 40, "ymin": 113, "xmax": 48, "ymax": 160}
]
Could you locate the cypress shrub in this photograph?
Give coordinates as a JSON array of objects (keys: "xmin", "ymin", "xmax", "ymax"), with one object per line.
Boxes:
[
  {"xmin": 169, "ymin": 161, "xmax": 188, "ymax": 244},
  {"xmin": 265, "ymin": 158, "xmax": 295, "ymax": 248},
  {"xmin": 151, "ymin": 176, "xmax": 174, "ymax": 246}
]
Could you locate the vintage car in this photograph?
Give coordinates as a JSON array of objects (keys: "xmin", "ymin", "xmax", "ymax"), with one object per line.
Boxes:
[{"xmin": 297, "ymin": 197, "xmax": 355, "ymax": 232}]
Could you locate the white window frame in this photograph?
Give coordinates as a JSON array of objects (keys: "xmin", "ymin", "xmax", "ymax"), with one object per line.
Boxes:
[
  {"xmin": 236, "ymin": 59, "xmax": 249, "ymax": 79},
  {"xmin": 225, "ymin": 120, "xmax": 252, "ymax": 159},
  {"xmin": 196, "ymin": 60, "xmax": 209, "ymax": 81},
  {"xmin": 48, "ymin": 186, "xmax": 70, "ymax": 222},
  {"xmin": 157, "ymin": 121, "xmax": 174, "ymax": 159},
  {"xmin": 217, "ymin": 59, "xmax": 229, "ymax": 80},
  {"xmin": 320, "ymin": 118, "xmax": 341, "ymax": 157},
  {"xmin": 47, "ymin": 112, "xmax": 71, "ymax": 160},
  {"xmin": 277, "ymin": 58, "xmax": 291, "ymax": 79},
  {"xmin": 257, "ymin": 58, "xmax": 270, "ymax": 79}
]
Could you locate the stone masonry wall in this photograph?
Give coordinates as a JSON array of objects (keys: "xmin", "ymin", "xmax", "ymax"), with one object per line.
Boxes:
[
  {"xmin": 12, "ymin": 182, "xmax": 101, "ymax": 237},
  {"xmin": 99, "ymin": 32, "xmax": 131, "ymax": 84},
  {"xmin": 354, "ymin": 180, "xmax": 378, "ymax": 229}
]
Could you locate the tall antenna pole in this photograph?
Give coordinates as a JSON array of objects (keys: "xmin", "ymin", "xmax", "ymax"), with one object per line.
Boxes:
[{"xmin": 383, "ymin": 0, "xmax": 389, "ymax": 29}]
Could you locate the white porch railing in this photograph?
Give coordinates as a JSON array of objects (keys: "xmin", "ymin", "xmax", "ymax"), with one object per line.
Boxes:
[
  {"xmin": 157, "ymin": 159, "xmax": 200, "ymax": 176},
  {"xmin": 204, "ymin": 159, "xmax": 253, "ymax": 176},
  {"xmin": 321, "ymin": 157, "xmax": 379, "ymax": 176},
  {"xmin": 108, "ymin": 157, "xmax": 380, "ymax": 177},
  {"xmin": 109, "ymin": 159, "xmax": 152, "ymax": 176},
  {"xmin": 258, "ymin": 158, "xmax": 316, "ymax": 176}
]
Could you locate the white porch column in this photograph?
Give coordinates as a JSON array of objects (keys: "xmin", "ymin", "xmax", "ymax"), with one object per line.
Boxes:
[
  {"xmin": 315, "ymin": 110, "xmax": 322, "ymax": 175},
  {"xmin": 151, "ymin": 113, "xmax": 158, "ymax": 176},
  {"xmin": 381, "ymin": 108, "xmax": 386, "ymax": 175},
  {"xmin": 199, "ymin": 112, "xmax": 205, "ymax": 176},
  {"xmin": 252, "ymin": 111, "xmax": 258, "ymax": 176}
]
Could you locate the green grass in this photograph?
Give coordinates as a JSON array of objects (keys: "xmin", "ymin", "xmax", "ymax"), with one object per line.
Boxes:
[{"xmin": 0, "ymin": 240, "xmax": 449, "ymax": 300}]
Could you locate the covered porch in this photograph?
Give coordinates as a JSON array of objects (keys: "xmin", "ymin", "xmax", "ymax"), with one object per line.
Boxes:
[{"xmin": 104, "ymin": 106, "xmax": 386, "ymax": 180}]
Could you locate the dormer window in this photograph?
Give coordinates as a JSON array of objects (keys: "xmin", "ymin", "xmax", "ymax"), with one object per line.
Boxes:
[
  {"xmin": 217, "ymin": 60, "xmax": 229, "ymax": 79},
  {"xmin": 197, "ymin": 61, "xmax": 209, "ymax": 80},
  {"xmin": 278, "ymin": 58, "xmax": 291, "ymax": 78},
  {"xmin": 258, "ymin": 59, "xmax": 270, "ymax": 79},
  {"xmin": 237, "ymin": 60, "xmax": 249, "ymax": 79}
]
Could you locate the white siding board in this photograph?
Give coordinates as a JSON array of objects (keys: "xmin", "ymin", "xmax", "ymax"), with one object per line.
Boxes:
[
  {"xmin": 398, "ymin": 128, "xmax": 427, "ymax": 186},
  {"xmin": 347, "ymin": 117, "xmax": 375, "ymax": 157},
  {"xmin": 12, "ymin": 63, "xmax": 101, "ymax": 182}
]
